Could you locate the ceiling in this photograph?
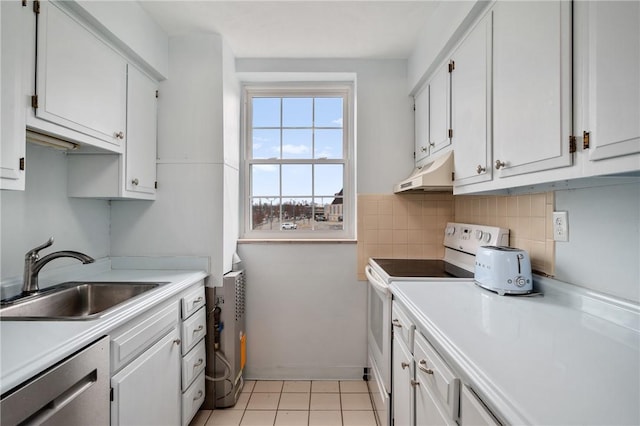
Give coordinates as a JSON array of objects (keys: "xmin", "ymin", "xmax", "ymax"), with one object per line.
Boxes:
[{"xmin": 139, "ymin": 1, "xmax": 440, "ymax": 59}]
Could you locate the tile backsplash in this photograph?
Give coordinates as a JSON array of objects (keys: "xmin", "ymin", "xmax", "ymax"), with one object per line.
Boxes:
[{"xmin": 357, "ymin": 192, "xmax": 554, "ymax": 280}]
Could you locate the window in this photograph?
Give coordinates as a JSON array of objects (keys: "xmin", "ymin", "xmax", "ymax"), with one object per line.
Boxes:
[{"xmin": 242, "ymin": 84, "xmax": 354, "ymax": 239}]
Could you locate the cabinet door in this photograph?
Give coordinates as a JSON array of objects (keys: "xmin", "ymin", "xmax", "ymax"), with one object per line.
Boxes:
[
  {"xmin": 111, "ymin": 328, "xmax": 181, "ymax": 426},
  {"xmin": 414, "ymin": 85, "xmax": 430, "ymax": 165},
  {"xmin": 415, "ymin": 368, "xmax": 456, "ymax": 426},
  {"xmin": 1, "ymin": 0, "xmax": 28, "ymax": 190},
  {"xmin": 452, "ymin": 13, "xmax": 492, "ymax": 186},
  {"xmin": 582, "ymin": 1, "xmax": 640, "ymax": 162},
  {"xmin": 428, "ymin": 63, "xmax": 451, "ymax": 156},
  {"xmin": 392, "ymin": 335, "xmax": 413, "ymax": 426},
  {"xmin": 492, "ymin": 1, "xmax": 572, "ymax": 177},
  {"xmin": 35, "ymin": 2, "xmax": 126, "ymax": 148},
  {"xmin": 125, "ymin": 65, "xmax": 158, "ymax": 196}
]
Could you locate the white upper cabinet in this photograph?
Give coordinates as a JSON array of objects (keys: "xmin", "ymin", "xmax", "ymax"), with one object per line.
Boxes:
[
  {"xmin": 67, "ymin": 65, "xmax": 158, "ymax": 200},
  {"xmin": 1, "ymin": 1, "xmax": 28, "ymax": 190},
  {"xmin": 414, "ymin": 85, "xmax": 430, "ymax": 165},
  {"xmin": 451, "ymin": 13, "xmax": 492, "ymax": 187},
  {"xmin": 577, "ymin": 1, "xmax": 640, "ymax": 168},
  {"xmin": 428, "ymin": 62, "xmax": 452, "ymax": 157},
  {"xmin": 125, "ymin": 65, "xmax": 158, "ymax": 197},
  {"xmin": 492, "ymin": 1, "xmax": 572, "ymax": 178},
  {"xmin": 30, "ymin": 1, "xmax": 127, "ymax": 151}
]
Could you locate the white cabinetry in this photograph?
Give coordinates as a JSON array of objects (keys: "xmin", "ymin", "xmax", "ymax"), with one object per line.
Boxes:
[
  {"xmin": 428, "ymin": 63, "xmax": 452, "ymax": 158},
  {"xmin": 491, "ymin": 1, "xmax": 572, "ymax": 178},
  {"xmin": 67, "ymin": 65, "xmax": 158, "ymax": 200},
  {"xmin": 393, "ymin": 333, "xmax": 414, "ymax": 426},
  {"xmin": 0, "ymin": 0, "xmax": 28, "ymax": 190},
  {"xmin": 30, "ymin": 1, "xmax": 127, "ymax": 151},
  {"xmin": 180, "ymin": 284, "xmax": 206, "ymax": 426},
  {"xmin": 459, "ymin": 386, "xmax": 500, "ymax": 426},
  {"xmin": 111, "ymin": 328, "xmax": 182, "ymax": 426},
  {"xmin": 576, "ymin": 1, "xmax": 640, "ymax": 174},
  {"xmin": 109, "ymin": 281, "xmax": 206, "ymax": 426},
  {"xmin": 451, "ymin": 13, "xmax": 492, "ymax": 187},
  {"xmin": 414, "ymin": 86, "xmax": 430, "ymax": 164},
  {"xmin": 414, "ymin": 332, "xmax": 459, "ymax": 426}
]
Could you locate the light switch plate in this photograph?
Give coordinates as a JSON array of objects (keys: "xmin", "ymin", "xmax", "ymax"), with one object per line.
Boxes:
[{"xmin": 553, "ymin": 211, "xmax": 569, "ymax": 242}]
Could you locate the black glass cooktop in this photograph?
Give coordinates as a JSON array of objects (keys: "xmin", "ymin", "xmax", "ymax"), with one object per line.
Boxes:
[{"xmin": 372, "ymin": 258, "xmax": 474, "ymax": 279}]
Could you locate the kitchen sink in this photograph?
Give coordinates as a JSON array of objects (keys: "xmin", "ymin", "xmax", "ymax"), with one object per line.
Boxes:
[{"xmin": 0, "ymin": 281, "xmax": 169, "ymax": 320}]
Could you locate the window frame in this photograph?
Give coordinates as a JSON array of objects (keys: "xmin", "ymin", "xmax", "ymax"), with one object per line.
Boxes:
[{"xmin": 241, "ymin": 83, "xmax": 355, "ymax": 240}]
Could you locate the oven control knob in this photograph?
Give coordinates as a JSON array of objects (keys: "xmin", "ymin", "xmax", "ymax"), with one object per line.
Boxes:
[
  {"xmin": 483, "ymin": 233, "xmax": 492, "ymax": 243},
  {"xmin": 475, "ymin": 230, "xmax": 483, "ymax": 240}
]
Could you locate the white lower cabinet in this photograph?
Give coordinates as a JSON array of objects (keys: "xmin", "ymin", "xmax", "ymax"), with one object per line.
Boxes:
[
  {"xmin": 414, "ymin": 332, "xmax": 459, "ymax": 426},
  {"xmin": 111, "ymin": 328, "xmax": 182, "ymax": 426},
  {"xmin": 109, "ymin": 281, "xmax": 206, "ymax": 426},
  {"xmin": 392, "ymin": 331, "xmax": 414, "ymax": 426},
  {"xmin": 392, "ymin": 299, "xmax": 499, "ymax": 426},
  {"xmin": 179, "ymin": 285, "xmax": 207, "ymax": 426},
  {"xmin": 459, "ymin": 386, "xmax": 500, "ymax": 426}
]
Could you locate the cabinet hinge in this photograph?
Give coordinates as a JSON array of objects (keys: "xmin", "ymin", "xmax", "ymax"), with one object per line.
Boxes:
[
  {"xmin": 583, "ymin": 131, "xmax": 590, "ymax": 149},
  {"xmin": 33, "ymin": 0, "xmax": 40, "ymax": 14},
  {"xmin": 155, "ymin": 90, "xmax": 159, "ymax": 99},
  {"xmin": 19, "ymin": 157, "xmax": 25, "ymax": 171},
  {"xmin": 569, "ymin": 135, "xmax": 577, "ymax": 153},
  {"xmin": 451, "ymin": 172, "xmax": 455, "ymax": 181},
  {"xmin": 154, "ymin": 181, "xmax": 158, "ymax": 189},
  {"xmin": 448, "ymin": 128, "xmax": 453, "ymax": 139},
  {"xmin": 448, "ymin": 60, "xmax": 455, "ymax": 73},
  {"xmin": 31, "ymin": 95, "xmax": 39, "ymax": 109},
  {"xmin": 110, "ymin": 387, "xmax": 114, "ymax": 401}
]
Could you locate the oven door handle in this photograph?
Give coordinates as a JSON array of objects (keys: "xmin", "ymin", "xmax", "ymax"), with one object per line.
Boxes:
[{"xmin": 365, "ymin": 265, "xmax": 390, "ymax": 294}]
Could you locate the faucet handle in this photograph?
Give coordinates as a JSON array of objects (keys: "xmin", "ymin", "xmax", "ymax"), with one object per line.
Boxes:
[{"xmin": 26, "ymin": 237, "xmax": 54, "ymax": 257}]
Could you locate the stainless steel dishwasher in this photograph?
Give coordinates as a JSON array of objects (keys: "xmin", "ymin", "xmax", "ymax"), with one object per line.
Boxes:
[{"xmin": 1, "ymin": 336, "xmax": 110, "ymax": 426}]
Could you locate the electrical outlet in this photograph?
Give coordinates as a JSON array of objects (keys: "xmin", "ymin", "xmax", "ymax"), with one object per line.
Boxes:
[{"xmin": 553, "ymin": 211, "xmax": 569, "ymax": 242}]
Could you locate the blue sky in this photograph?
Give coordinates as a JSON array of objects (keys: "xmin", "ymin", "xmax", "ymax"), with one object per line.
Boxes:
[{"xmin": 251, "ymin": 97, "xmax": 344, "ymax": 203}]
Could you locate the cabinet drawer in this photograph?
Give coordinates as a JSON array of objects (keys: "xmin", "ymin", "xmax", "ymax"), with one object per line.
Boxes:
[
  {"xmin": 181, "ymin": 307, "xmax": 206, "ymax": 355},
  {"xmin": 460, "ymin": 386, "xmax": 500, "ymax": 426},
  {"xmin": 414, "ymin": 331, "xmax": 460, "ymax": 421},
  {"xmin": 181, "ymin": 283, "xmax": 205, "ymax": 320},
  {"xmin": 182, "ymin": 371, "xmax": 205, "ymax": 426},
  {"xmin": 182, "ymin": 340, "xmax": 206, "ymax": 391},
  {"xmin": 111, "ymin": 302, "xmax": 180, "ymax": 373},
  {"xmin": 391, "ymin": 301, "xmax": 415, "ymax": 351}
]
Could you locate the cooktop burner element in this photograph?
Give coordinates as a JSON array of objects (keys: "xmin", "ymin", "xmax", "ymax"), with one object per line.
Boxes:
[{"xmin": 371, "ymin": 258, "xmax": 473, "ymax": 279}]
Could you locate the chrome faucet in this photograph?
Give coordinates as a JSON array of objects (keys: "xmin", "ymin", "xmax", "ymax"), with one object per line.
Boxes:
[{"xmin": 23, "ymin": 237, "xmax": 95, "ymax": 294}]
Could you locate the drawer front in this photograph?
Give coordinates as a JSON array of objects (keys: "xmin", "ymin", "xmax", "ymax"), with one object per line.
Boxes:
[
  {"xmin": 182, "ymin": 371, "xmax": 206, "ymax": 426},
  {"xmin": 111, "ymin": 302, "xmax": 180, "ymax": 373},
  {"xmin": 181, "ymin": 283, "xmax": 205, "ymax": 320},
  {"xmin": 391, "ymin": 301, "xmax": 415, "ymax": 351},
  {"xmin": 181, "ymin": 307, "xmax": 206, "ymax": 355},
  {"xmin": 182, "ymin": 340, "xmax": 206, "ymax": 391},
  {"xmin": 460, "ymin": 386, "xmax": 500, "ymax": 426},
  {"xmin": 414, "ymin": 331, "xmax": 460, "ymax": 421}
]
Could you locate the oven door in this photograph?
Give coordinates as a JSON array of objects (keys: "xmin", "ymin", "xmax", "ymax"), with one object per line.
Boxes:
[{"xmin": 365, "ymin": 264, "xmax": 391, "ymax": 394}]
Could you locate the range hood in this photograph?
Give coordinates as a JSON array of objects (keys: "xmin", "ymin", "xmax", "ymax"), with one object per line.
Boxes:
[{"xmin": 393, "ymin": 150, "xmax": 454, "ymax": 193}]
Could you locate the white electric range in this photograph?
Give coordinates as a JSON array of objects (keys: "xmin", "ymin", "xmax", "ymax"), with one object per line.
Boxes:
[{"xmin": 364, "ymin": 222, "xmax": 509, "ymax": 426}]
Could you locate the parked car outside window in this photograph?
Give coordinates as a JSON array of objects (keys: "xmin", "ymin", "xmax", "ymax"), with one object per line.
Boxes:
[{"xmin": 281, "ymin": 222, "xmax": 297, "ymax": 230}]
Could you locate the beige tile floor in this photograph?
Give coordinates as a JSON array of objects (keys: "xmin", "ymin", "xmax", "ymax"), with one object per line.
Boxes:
[{"xmin": 189, "ymin": 380, "xmax": 377, "ymax": 426}]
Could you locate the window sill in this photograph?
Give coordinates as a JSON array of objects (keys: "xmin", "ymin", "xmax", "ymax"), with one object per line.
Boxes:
[{"xmin": 237, "ymin": 238, "xmax": 357, "ymax": 244}]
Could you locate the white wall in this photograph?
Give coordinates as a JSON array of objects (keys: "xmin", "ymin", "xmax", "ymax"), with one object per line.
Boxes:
[
  {"xmin": 555, "ymin": 182, "xmax": 640, "ymax": 303},
  {"xmin": 234, "ymin": 58, "xmax": 413, "ymax": 378},
  {"xmin": 110, "ymin": 34, "xmax": 240, "ymax": 287},
  {"xmin": 0, "ymin": 144, "xmax": 110, "ymax": 280},
  {"xmin": 238, "ymin": 243, "xmax": 366, "ymax": 380}
]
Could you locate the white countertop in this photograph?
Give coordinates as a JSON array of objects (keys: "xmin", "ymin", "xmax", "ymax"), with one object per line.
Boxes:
[
  {"xmin": 0, "ymin": 267, "xmax": 208, "ymax": 395},
  {"xmin": 391, "ymin": 279, "xmax": 640, "ymax": 425}
]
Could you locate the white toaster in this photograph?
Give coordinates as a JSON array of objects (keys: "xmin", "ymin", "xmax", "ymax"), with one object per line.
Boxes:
[{"xmin": 474, "ymin": 246, "xmax": 532, "ymax": 295}]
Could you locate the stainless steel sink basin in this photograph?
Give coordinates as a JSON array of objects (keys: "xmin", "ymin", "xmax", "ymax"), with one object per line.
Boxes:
[{"xmin": 0, "ymin": 281, "xmax": 169, "ymax": 320}]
